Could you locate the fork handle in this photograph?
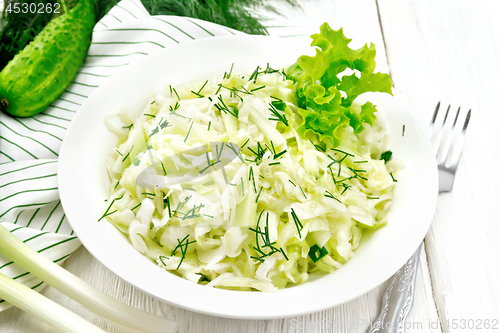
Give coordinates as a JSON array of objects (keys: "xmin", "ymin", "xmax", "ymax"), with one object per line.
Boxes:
[{"xmin": 366, "ymin": 243, "xmax": 423, "ymax": 333}]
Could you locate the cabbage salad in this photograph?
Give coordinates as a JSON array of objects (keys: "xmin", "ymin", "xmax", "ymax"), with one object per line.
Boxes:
[{"xmin": 101, "ymin": 23, "xmax": 398, "ymax": 292}]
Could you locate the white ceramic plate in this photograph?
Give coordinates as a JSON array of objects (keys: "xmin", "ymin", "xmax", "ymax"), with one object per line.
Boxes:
[{"xmin": 58, "ymin": 35, "xmax": 438, "ymax": 319}]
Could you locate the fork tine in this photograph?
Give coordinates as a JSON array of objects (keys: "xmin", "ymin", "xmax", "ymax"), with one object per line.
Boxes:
[
  {"xmin": 444, "ymin": 108, "xmax": 471, "ymax": 168},
  {"xmin": 441, "ymin": 106, "xmax": 461, "ymax": 166},
  {"xmin": 429, "ymin": 102, "xmax": 444, "ymax": 155},
  {"xmin": 452, "ymin": 106, "xmax": 461, "ymax": 127},
  {"xmin": 462, "ymin": 108, "xmax": 471, "ymax": 131},
  {"xmin": 431, "ymin": 102, "xmax": 441, "ymax": 125},
  {"xmin": 433, "ymin": 104, "xmax": 452, "ymax": 160}
]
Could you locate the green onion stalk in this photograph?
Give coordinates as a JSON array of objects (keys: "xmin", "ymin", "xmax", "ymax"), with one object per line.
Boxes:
[{"xmin": 0, "ymin": 224, "xmax": 178, "ymax": 333}]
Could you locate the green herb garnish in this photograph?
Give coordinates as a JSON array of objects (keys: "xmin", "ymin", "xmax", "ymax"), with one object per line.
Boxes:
[
  {"xmin": 170, "ymin": 234, "xmax": 196, "ymax": 269},
  {"xmin": 381, "ymin": 151, "xmax": 392, "ymax": 163},
  {"xmin": 184, "ymin": 122, "xmax": 194, "ymax": 142},
  {"xmin": 122, "ymin": 145, "xmax": 134, "ymax": 162},
  {"xmin": 308, "ymin": 244, "xmax": 328, "ymax": 263},
  {"xmin": 324, "ymin": 190, "xmax": 341, "ymax": 203},
  {"xmin": 268, "ymin": 101, "xmax": 289, "ymax": 126},
  {"xmin": 290, "ymin": 208, "xmax": 303, "ymax": 238}
]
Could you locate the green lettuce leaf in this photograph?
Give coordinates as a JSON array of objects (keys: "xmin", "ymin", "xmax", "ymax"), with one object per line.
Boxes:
[{"xmin": 287, "ymin": 22, "xmax": 393, "ymax": 146}]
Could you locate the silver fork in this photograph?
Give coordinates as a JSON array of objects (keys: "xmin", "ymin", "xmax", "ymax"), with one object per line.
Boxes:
[{"xmin": 367, "ymin": 102, "xmax": 471, "ymax": 333}]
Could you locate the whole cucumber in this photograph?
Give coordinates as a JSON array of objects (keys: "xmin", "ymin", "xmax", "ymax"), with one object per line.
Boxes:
[{"xmin": 0, "ymin": 0, "xmax": 95, "ymax": 117}]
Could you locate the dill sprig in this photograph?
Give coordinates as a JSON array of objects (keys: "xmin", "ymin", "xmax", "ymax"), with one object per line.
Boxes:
[
  {"xmin": 240, "ymin": 137, "xmax": 251, "ymax": 149},
  {"xmin": 309, "ymin": 139, "xmax": 325, "ymax": 152},
  {"xmin": 255, "ymin": 186, "xmax": 263, "ymax": 203},
  {"xmin": 324, "ymin": 190, "xmax": 341, "ymax": 203},
  {"xmin": 299, "ymin": 187, "xmax": 307, "ymax": 199},
  {"xmin": 290, "ymin": 208, "xmax": 303, "ymax": 238},
  {"xmin": 98, "ymin": 198, "xmax": 117, "ymax": 222},
  {"xmin": 169, "ymin": 101, "xmax": 180, "ymax": 111},
  {"xmin": 181, "ymin": 203, "xmax": 205, "ymax": 220},
  {"xmin": 273, "ymin": 149, "xmax": 287, "ymax": 159},
  {"xmin": 248, "ymin": 166, "xmax": 257, "ymax": 193},
  {"xmin": 247, "ymin": 142, "xmax": 267, "ymax": 164},
  {"xmin": 122, "ymin": 145, "xmax": 134, "ymax": 162},
  {"xmin": 184, "ymin": 122, "xmax": 194, "ymax": 142},
  {"xmin": 223, "ymin": 63, "xmax": 234, "ymax": 79},
  {"xmin": 390, "ymin": 172, "xmax": 398, "ymax": 182},
  {"xmin": 170, "ymin": 234, "xmax": 196, "ymax": 269},
  {"xmin": 268, "ymin": 101, "xmax": 289, "ymax": 126},
  {"xmin": 164, "ymin": 196, "xmax": 172, "ymax": 217},
  {"xmin": 249, "ymin": 210, "xmax": 288, "ymax": 262},
  {"xmin": 149, "ymin": 118, "xmax": 170, "ymax": 137},
  {"xmin": 213, "ymin": 96, "xmax": 238, "ymax": 117}
]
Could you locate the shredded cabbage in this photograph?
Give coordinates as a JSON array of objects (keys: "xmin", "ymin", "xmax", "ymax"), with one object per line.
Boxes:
[{"xmin": 101, "ymin": 25, "xmax": 398, "ymax": 292}]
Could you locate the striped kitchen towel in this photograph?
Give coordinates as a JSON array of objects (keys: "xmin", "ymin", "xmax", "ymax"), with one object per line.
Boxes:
[{"xmin": 0, "ymin": 0, "xmax": 241, "ymax": 311}]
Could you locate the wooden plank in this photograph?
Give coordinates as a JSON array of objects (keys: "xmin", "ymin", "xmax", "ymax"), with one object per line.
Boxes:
[
  {"xmin": 0, "ymin": 244, "xmax": 440, "ymax": 333},
  {"xmin": 377, "ymin": 0, "xmax": 500, "ymax": 330}
]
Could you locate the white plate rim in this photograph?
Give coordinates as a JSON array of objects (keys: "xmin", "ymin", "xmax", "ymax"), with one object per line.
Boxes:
[{"xmin": 58, "ymin": 34, "xmax": 438, "ymax": 319}]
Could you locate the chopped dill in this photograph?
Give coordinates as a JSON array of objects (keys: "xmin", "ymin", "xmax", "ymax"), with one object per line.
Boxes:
[
  {"xmin": 255, "ymin": 186, "xmax": 263, "ymax": 203},
  {"xmin": 240, "ymin": 137, "xmax": 251, "ymax": 149},
  {"xmin": 172, "ymin": 87, "xmax": 180, "ymax": 100},
  {"xmin": 273, "ymin": 149, "xmax": 287, "ymax": 159},
  {"xmin": 268, "ymin": 102, "xmax": 289, "ymax": 126},
  {"xmin": 184, "ymin": 122, "xmax": 194, "ymax": 142},
  {"xmin": 98, "ymin": 199, "xmax": 117, "ymax": 222},
  {"xmin": 164, "ymin": 196, "xmax": 172, "ymax": 218},
  {"xmin": 299, "ymin": 187, "xmax": 307, "ymax": 199},
  {"xmin": 198, "ymin": 80, "xmax": 209, "ymax": 94},
  {"xmin": 249, "ymin": 65, "xmax": 260, "ymax": 82},
  {"xmin": 290, "ymin": 208, "xmax": 303, "ymax": 238},
  {"xmin": 390, "ymin": 172, "xmax": 398, "ymax": 182},
  {"xmin": 191, "ymin": 90, "xmax": 204, "ymax": 98},
  {"xmin": 250, "ymin": 85, "xmax": 266, "ymax": 92},
  {"xmin": 161, "ymin": 161, "xmax": 167, "ymax": 176},
  {"xmin": 332, "ymin": 148, "xmax": 354, "ymax": 157},
  {"xmin": 324, "ymin": 190, "xmax": 341, "ymax": 203},
  {"xmin": 224, "ymin": 63, "xmax": 234, "ymax": 79},
  {"xmin": 171, "ymin": 234, "xmax": 196, "ymax": 269},
  {"xmin": 249, "ymin": 210, "xmax": 288, "ymax": 262},
  {"xmin": 122, "ymin": 145, "xmax": 134, "ymax": 162},
  {"xmin": 169, "ymin": 101, "xmax": 180, "ymax": 111}
]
